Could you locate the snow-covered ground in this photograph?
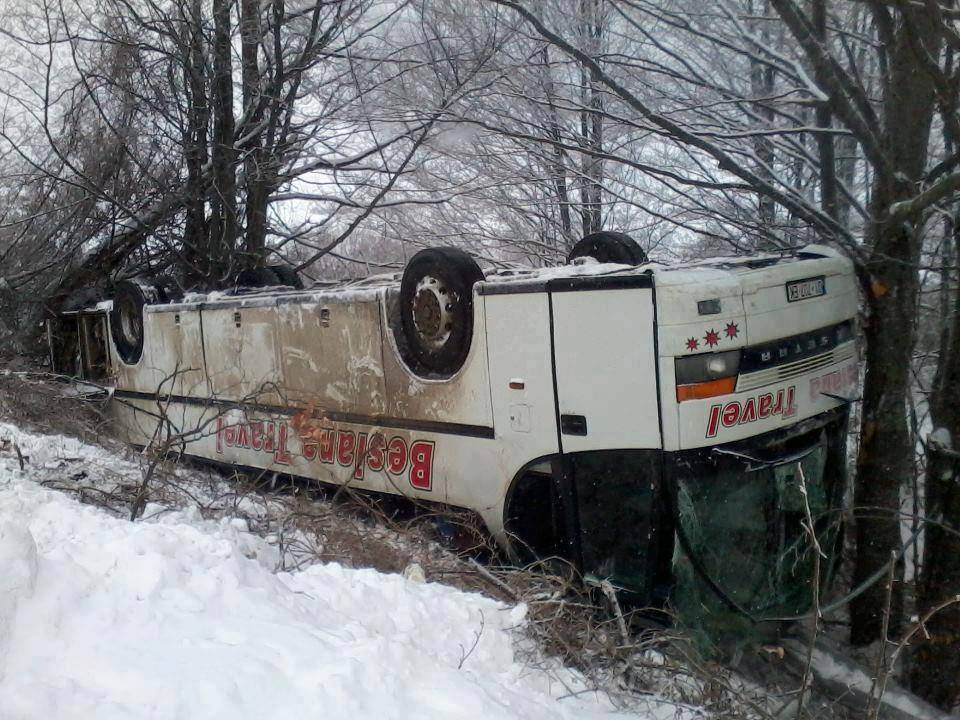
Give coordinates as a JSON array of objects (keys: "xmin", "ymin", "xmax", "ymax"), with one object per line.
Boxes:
[{"xmin": 0, "ymin": 423, "xmax": 674, "ymax": 720}]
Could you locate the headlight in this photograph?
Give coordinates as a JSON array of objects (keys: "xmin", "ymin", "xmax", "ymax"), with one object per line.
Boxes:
[{"xmin": 675, "ymin": 350, "xmax": 740, "ymax": 401}]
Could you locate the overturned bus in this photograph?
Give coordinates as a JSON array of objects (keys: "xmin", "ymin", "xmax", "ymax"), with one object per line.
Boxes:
[{"xmin": 49, "ymin": 233, "xmax": 859, "ymax": 643}]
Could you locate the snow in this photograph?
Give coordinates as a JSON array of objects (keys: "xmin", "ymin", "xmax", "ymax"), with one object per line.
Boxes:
[
  {"xmin": 348, "ymin": 353, "xmax": 384, "ymax": 378},
  {"xmin": 0, "ymin": 423, "xmax": 651, "ymax": 720},
  {"xmin": 170, "ymin": 274, "xmax": 399, "ymax": 311},
  {"xmin": 483, "ymin": 261, "xmax": 639, "ymax": 284},
  {"xmin": 179, "ymin": 290, "xmax": 228, "ymax": 304}
]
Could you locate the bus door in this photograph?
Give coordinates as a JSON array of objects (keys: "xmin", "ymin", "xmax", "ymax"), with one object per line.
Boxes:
[
  {"xmin": 549, "ymin": 282, "xmax": 667, "ymax": 599},
  {"xmin": 549, "ymin": 283, "xmax": 660, "ymax": 452}
]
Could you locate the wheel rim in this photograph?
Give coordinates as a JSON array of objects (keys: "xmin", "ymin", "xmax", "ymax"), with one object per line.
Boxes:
[{"xmin": 411, "ymin": 275, "xmax": 455, "ymax": 349}]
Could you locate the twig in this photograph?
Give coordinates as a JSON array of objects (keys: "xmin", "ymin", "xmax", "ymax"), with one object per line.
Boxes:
[
  {"xmin": 599, "ymin": 579, "xmax": 630, "ymax": 648},
  {"xmin": 458, "ymin": 610, "xmax": 484, "ymax": 669},
  {"xmin": 873, "ymin": 596, "xmax": 960, "ymax": 715},
  {"xmin": 866, "ymin": 550, "xmax": 898, "ymax": 720},
  {"xmin": 469, "ymin": 558, "xmax": 520, "ymax": 600},
  {"xmin": 795, "ymin": 464, "xmax": 823, "ymax": 720}
]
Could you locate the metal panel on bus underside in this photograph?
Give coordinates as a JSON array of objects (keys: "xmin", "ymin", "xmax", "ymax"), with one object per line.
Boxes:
[
  {"xmin": 203, "ymin": 306, "xmax": 283, "ymax": 404},
  {"xmin": 276, "ymin": 299, "xmax": 387, "ymax": 415},
  {"xmin": 142, "ymin": 310, "xmax": 208, "ymax": 396},
  {"xmin": 114, "ymin": 310, "xmax": 207, "ymax": 395},
  {"xmin": 551, "ymin": 288, "xmax": 661, "ymax": 452}
]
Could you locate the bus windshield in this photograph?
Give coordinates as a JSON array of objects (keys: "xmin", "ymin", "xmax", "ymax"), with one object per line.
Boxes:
[{"xmin": 670, "ymin": 416, "xmax": 846, "ymax": 650}]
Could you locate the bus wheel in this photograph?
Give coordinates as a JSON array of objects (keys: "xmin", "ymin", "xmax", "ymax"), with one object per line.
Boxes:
[
  {"xmin": 110, "ymin": 280, "xmax": 159, "ymax": 365},
  {"xmin": 236, "ymin": 267, "xmax": 281, "ymax": 288},
  {"xmin": 399, "ymin": 247, "xmax": 483, "ymax": 376},
  {"xmin": 567, "ymin": 231, "xmax": 647, "ymax": 265},
  {"xmin": 266, "ymin": 264, "xmax": 304, "ymax": 289}
]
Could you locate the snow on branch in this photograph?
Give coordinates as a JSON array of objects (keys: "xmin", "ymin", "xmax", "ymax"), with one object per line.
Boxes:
[{"xmin": 887, "ymin": 172, "xmax": 960, "ymax": 224}]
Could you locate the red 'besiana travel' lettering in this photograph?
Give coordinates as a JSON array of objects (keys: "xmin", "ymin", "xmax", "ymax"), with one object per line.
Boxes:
[
  {"xmin": 353, "ymin": 433, "xmax": 368, "ymax": 480},
  {"xmin": 336, "ymin": 431, "xmax": 355, "ymax": 468},
  {"xmin": 367, "ymin": 433, "xmax": 386, "ymax": 471},
  {"xmin": 216, "ymin": 417, "xmax": 292, "ymax": 465},
  {"xmin": 387, "ymin": 437, "xmax": 407, "ymax": 475},
  {"xmin": 705, "ymin": 386, "xmax": 797, "ymax": 438},
  {"xmin": 408, "ymin": 441, "xmax": 435, "ymax": 490},
  {"xmin": 293, "ymin": 421, "xmax": 435, "ymax": 491},
  {"xmin": 220, "ymin": 415, "xmax": 437, "ymax": 490},
  {"xmin": 809, "ymin": 363, "xmax": 857, "ymax": 402}
]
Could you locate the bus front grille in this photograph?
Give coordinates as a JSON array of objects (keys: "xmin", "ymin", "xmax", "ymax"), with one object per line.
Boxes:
[{"xmin": 736, "ymin": 342, "xmax": 856, "ymax": 393}]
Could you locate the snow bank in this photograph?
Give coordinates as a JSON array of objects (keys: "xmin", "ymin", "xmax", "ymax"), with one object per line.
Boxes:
[
  {"xmin": 0, "ymin": 425, "xmax": 647, "ymax": 720},
  {"xmin": 0, "ymin": 519, "xmax": 38, "ymax": 665}
]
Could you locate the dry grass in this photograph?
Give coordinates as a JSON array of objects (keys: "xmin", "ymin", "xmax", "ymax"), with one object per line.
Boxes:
[{"xmin": 0, "ymin": 372, "xmax": 114, "ymax": 444}]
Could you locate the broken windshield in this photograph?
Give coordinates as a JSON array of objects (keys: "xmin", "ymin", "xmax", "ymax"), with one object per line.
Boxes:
[{"xmin": 670, "ymin": 418, "xmax": 846, "ymax": 651}]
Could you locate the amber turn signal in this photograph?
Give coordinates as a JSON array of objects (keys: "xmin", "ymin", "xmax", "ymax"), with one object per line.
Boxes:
[{"xmin": 676, "ymin": 376, "xmax": 737, "ymax": 402}]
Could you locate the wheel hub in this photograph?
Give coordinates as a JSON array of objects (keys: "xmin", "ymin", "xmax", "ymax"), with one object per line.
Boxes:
[{"xmin": 411, "ymin": 276, "xmax": 454, "ymax": 349}]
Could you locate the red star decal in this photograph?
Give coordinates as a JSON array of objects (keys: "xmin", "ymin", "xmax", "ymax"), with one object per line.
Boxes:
[
  {"xmin": 704, "ymin": 329, "xmax": 720, "ymax": 347},
  {"xmin": 686, "ymin": 337, "xmax": 699, "ymax": 351},
  {"xmin": 725, "ymin": 322, "xmax": 739, "ymax": 339}
]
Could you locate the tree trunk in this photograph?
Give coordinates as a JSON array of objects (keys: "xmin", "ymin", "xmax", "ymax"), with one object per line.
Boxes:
[
  {"xmin": 850, "ymin": 252, "xmax": 917, "ymax": 644},
  {"xmin": 849, "ymin": 7, "xmax": 942, "ymax": 646},
  {"xmin": 182, "ymin": 0, "xmax": 210, "ymax": 287},
  {"xmin": 578, "ymin": 0, "xmax": 603, "ymax": 237},
  {"xmin": 749, "ymin": 0, "xmax": 777, "ymax": 243},
  {"xmin": 210, "ymin": 0, "xmax": 238, "ymax": 284},
  {"xmin": 538, "ymin": 45, "xmax": 573, "ymax": 249},
  {"xmin": 240, "ymin": 0, "xmax": 268, "ymax": 267},
  {"xmin": 909, "ymin": 213, "xmax": 960, "ymax": 711},
  {"xmin": 811, "ymin": 0, "xmax": 838, "ymax": 222}
]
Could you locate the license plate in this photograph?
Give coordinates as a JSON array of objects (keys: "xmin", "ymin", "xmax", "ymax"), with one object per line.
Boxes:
[{"xmin": 786, "ymin": 276, "xmax": 826, "ymax": 302}]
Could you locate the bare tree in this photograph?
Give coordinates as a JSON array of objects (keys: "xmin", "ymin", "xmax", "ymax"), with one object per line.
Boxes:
[{"xmin": 0, "ymin": 0, "xmax": 456, "ymax": 305}]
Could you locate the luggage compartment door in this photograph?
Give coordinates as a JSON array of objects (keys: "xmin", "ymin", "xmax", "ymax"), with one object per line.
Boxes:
[{"xmin": 550, "ymin": 287, "xmax": 660, "ymax": 452}]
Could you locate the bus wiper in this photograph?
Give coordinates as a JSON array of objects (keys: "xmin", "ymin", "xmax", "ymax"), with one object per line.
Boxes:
[
  {"xmin": 710, "ymin": 447, "xmax": 773, "ymax": 469},
  {"xmin": 711, "ymin": 443, "xmax": 818, "ymax": 470}
]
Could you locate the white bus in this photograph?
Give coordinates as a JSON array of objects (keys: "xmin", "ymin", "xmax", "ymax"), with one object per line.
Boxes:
[{"xmin": 50, "ymin": 233, "xmax": 858, "ymax": 639}]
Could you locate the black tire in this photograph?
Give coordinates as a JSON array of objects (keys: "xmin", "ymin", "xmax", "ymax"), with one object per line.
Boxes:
[
  {"xmin": 398, "ymin": 247, "xmax": 484, "ymax": 376},
  {"xmin": 566, "ymin": 231, "xmax": 647, "ymax": 265},
  {"xmin": 109, "ymin": 280, "xmax": 159, "ymax": 365},
  {"xmin": 266, "ymin": 264, "xmax": 304, "ymax": 289},
  {"xmin": 236, "ymin": 267, "xmax": 281, "ymax": 288}
]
